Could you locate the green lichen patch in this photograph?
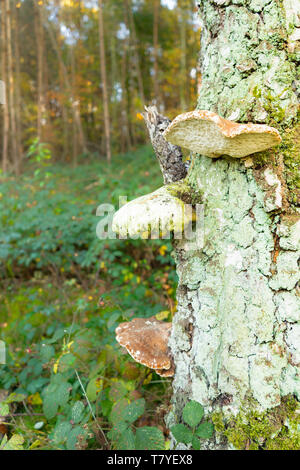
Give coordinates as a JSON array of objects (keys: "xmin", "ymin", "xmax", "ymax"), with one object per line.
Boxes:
[
  {"xmin": 212, "ymin": 395, "xmax": 300, "ymax": 450},
  {"xmin": 167, "ymin": 180, "xmax": 203, "ymax": 206},
  {"xmin": 280, "ymin": 124, "xmax": 300, "ymax": 205}
]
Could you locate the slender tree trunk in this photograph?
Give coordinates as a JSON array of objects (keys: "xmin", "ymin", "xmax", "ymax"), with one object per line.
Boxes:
[
  {"xmin": 125, "ymin": 0, "xmax": 145, "ymax": 104},
  {"xmin": 34, "ymin": 2, "xmax": 44, "ymax": 142},
  {"xmin": 153, "ymin": 0, "xmax": 160, "ymax": 106},
  {"xmin": 57, "ymin": 0, "xmax": 69, "ymax": 161},
  {"xmin": 168, "ymin": 0, "xmax": 300, "ymax": 450},
  {"xmin": 178, "ymin": 0, "xmax": 187, "ymax": 111},
  {"xmin": 14, "ymin": 4, "xmax": 23, "ymax": 162},
  {"xmin": 1, "ymin": 0, "xmax": 8, "ymax": 173},
  {"xmin": 120, "ymin": 7, "xmax": 132, "ymax": 152},
  {"xmin": 70, "ymin": 46, "xmax": 78, "ymax": 165},
  {"xmin": 98, "ymin": 0, "xmax": 111, "ymax": 163},
  {"xmin": 5, "ymin": 0, "xmax": 19, "ymax": 175},
  {"xmin": 43, "ymin": 6, "xmax": 86, "ymax": 155}
]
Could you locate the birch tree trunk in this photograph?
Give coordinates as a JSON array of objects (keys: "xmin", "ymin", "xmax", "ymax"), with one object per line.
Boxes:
[
  {"xmin": 98, "ymin": 0, "xmax": 111, "ymax": 163},
  {"xmin": 168, "ymin": 0, "xmax": 300, "ymax": 450}
]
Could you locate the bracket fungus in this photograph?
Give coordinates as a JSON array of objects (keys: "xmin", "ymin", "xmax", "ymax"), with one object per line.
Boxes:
[
  {"xmin": 115, "ymin": 317, "xmax": 174, "ymax": 377},
  {"xmin": 112, "ymin": 181, "xmax": 194, "ymax": 239},
  {"xmin": 163, "ymin": 110, "xmax": 282, "ymax": 158}
]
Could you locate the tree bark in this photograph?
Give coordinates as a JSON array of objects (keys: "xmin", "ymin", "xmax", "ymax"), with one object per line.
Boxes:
[
  {"xmin": 57, "ymin": 0, "xmax": 69, "ymax": 161},
  {"xmin": 1, "ymin": 0, "xmax": 8, "ymax": 173},
  {"xmin": 178, "ymin": 0, "xmax": 188, "ymax": 111},
  {"xmin": 98, "ymin": 0, "xmax": 111, "ymax": 163},
  {"xmin": 43, "ymin": 5, "xmax": 86, "ymax": 156},
  {"xmin": 168, "ymin": 0, "xmax": 300, "ymax": 450},
  {"xmin": 14, "ymin": 3, "xmax": 23, "ymax": 162},
  {"xmin": 34, "ymin": 1, "xmax": 44, "ymax": 142},
  {"xmin": 153, "ymin": 0, "xmax": 160, "ymax": 107},
  {"xmin": 5, "ymin": 0, "xmax": 19, "ymax": 175},
  {"xmin": 125, "ymin": 0, "xmax": 145, "ymax": 105}
]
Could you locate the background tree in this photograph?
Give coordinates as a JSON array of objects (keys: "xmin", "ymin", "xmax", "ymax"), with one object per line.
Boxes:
[
  {"xmin": 0, "ymin": 0, "xmax": 199, "ymax": 171},
  {"xmin": 1, "ymin": 0, "xmax": 8, "ymax": 173},
  {"xmin": 98, "ymin": 0, "xmax": 111, "ymax": 163}
]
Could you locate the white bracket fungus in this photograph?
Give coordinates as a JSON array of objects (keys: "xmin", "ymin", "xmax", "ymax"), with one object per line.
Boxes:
[{"xmin": 112, "ymin": 182, "xmax": 195, "ymax": 239}]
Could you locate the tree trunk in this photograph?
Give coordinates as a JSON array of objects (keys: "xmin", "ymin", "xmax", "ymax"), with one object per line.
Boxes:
[
  {"xmin": 5, "ymin": 0, "xmax": 19, "ymax": 175},
  {"xmin": 57, "ymin": 0, "xmax": 69, "ymax": 161},
  {"xmin": 34, "ymin": 1, "xmax": 44, "ymax": 142},
  {"xmin": 43, "ymin": 7, "xmax": 86, "ymax": 156},
  {"xmin": 98, "ymin": 0, "xmax": 111, "ymax": 163},
  {"xmin": 178, "ymin": 0, "xmax": 188, "ymax": 111},
  {"xmin": 125, "ymin": 0, "xmax": 145, "ymax": 105},
  {"xmin": 168, "ymin": 0, "xmax": 300, "ymax": 450},
  {"xmin": 14, "ymin": 3, "xmax": 23, "ymax": 162},
  {"xmin": 1, "ymin": 0, "xmax": 8, "ymax": 173},
  {"xmin": 153, "ymin": 0, "xmax": 160, "ymax": 107}
]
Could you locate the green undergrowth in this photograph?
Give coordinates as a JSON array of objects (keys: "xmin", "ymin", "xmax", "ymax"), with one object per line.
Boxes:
[{"xmin": 0, "ymin": 145, "xmax": 177, "ymax": 450}]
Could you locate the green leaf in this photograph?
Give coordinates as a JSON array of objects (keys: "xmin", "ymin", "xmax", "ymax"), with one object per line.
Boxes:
[
  {"xmin": 192, "ymin": 436, "xmax": 201, "ymax": 450},
  {"xmin": 56, "ymin": 382, "xmax": 70, "ymax": 407},
  {"xmin": 182, "ymin": 400, "xmax": 204, "ymax": 428},
  {"xmin": 170, "ymin": 424, "xmax": 193, "ymax": 445},
  {"xmin": 109, "ymin": 398, "xmax": 128, "ymax": 424},
  {"xmin": 66, "ymin": 426, "xmax": 85, "ymax": 450},
  {"xmin": 53, "ymin": 422, "xmax": 72, "ymax": 444},
  {"xmin": 1, "ymin": 434, "xmax": 24, "ymax": 450},
  {"xmin": 71, "ymin": 401, "xmax": 85, "ymax": 424},
  {"xmin": 108, "ymin": 380, "xmax": 127, "ymax": 402},
  {"xmin": 86, "ymin": 376, "xmax": 103, "ymax": 402},
  {"xmin": 108, "ymin": 421, "xmax": 129, "ymax": 440},
  {"xmin": 196, "ymin": 421, "xmax": 214, "ymax": 439},
  {"xmin": 40, "ymin": 345, "xmax": 55, "ymax": 361},
  {"xmin": 0, "ymin": 403, "xmax": 9, "ymax": 416},
  {"xmin": 135, "ymin": 427, "xmax": 165, "ymax": 450},
  {"xmin": 5, "ymin": 393, "xmax": 26, "ymax": 404},
  {"xmin": 122, "ymin": 398, "xmax": 145, "ymax": 424},
  {"xmin": 43, "ymin": 394, "xmax": 58, "ymax": 420},
  {"xmin": 115, "ymin": 428, "xmax": 135, "ymax": 450}
]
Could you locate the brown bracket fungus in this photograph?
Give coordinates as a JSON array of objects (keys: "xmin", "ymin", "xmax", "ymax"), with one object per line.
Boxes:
[
  {"xmin": 115, "ymin": 317, "xmax": 174, "ymax": 377},
  {"xmin": 163, "ymin": 109, "xmax": 282, "ymax": 158}
]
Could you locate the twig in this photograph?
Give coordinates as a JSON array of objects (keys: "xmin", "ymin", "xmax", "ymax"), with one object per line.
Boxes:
[{"xmin": 75, "ymin": 369, "xmax": 109, "ymax": 449}]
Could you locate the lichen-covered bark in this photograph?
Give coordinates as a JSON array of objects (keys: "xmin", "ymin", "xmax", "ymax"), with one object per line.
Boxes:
[{"xmin": 168, "ymin": 0, "xmax": 300, "ymax": 450}]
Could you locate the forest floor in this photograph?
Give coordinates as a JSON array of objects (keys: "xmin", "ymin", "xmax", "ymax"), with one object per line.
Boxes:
[{"xmin": 0, "ymin": 146, "xmax": 176, "ymax": 450}]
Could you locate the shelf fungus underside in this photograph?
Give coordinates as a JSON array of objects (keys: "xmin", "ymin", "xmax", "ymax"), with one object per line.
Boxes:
[
  {"xmin": 112, "ymin": 181, "xmax": 194, "ymax": 239},
  {"xmin": 115, "ymin": 317, "xmax": 174, "ymax": 377}
]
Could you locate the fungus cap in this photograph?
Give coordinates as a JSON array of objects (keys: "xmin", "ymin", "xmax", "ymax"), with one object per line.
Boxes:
[
  {"xmin": 163, "ymin": 110, "xmax": 282, "ymax": 158},
  {"xmin": 112, "ymin": 182, "xmax": 193, "ymax": 239},
  {"xmin": 115, "ymin": 317, "xmax": 174, "ymax": 376}
]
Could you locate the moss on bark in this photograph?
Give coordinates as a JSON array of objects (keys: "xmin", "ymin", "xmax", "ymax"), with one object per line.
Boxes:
[{"xmin": 212, "ymin": 395, "xmax": 300, "ymax": 450}]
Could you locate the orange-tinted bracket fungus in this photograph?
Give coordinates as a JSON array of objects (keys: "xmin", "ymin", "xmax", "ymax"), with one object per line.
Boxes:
[{"xmin": 163, "ymin": 109, "xmax": 281, "ymax": 158}]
